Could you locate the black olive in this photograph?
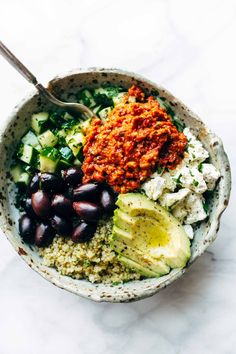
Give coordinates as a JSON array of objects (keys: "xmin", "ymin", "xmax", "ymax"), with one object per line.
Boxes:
[
  {"xmin": 31, "ymin": 190, "xmax": 51, "ymax": 219},
  {"xmin": 63, "ymin": 167, "xmax": 83, "ymax": 187},
  {"xmin": 19, "ymin": 214, "xmax": 35, "ymax": 244},
  {"xmin": 73, "ymin": 183, "xmax": 101, "ymax": 202},
  {"xmin": 51, "ymin": 194, "xmax": 73, "ymax": 217},
  {"xmin": 35, "ymin": 222, "xmax": 55, "ymax": 247},
  {"xmin": 100, "ymin": 189, "xmax": 116, "ymax": 213},
  {"xmin": 73, "ymin": 201, "xmax": 102, "ymax": 222},
  {"xmin": 51, "ymin": 215, "xmax": 72, "ymax": 235},
  {"xmin": 24, "ymin": 197, "xmax": 37, "ymax": 218},
  {"xmin": 71, "ymin": 222, "xmax": 97, "ymax": 243},
  {"xmin": 40, "ymin": 173, "xmax": 66, "ymax": 193},
  {"xmin": 28, "ymin": 173, "xmax": 40, "ymax": 194}
]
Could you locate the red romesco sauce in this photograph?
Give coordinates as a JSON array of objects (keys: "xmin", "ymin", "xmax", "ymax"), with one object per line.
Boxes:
[{"xmin": 82, "ymin": 85, "xmax": 187, "ymax": 193}]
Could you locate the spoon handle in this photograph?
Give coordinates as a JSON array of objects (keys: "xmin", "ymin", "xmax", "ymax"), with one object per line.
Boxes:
[
  {"xmin": 0, "ymin": 40, "xmax": 66, "ymax": 107},
  {"xmin": 0, "ymin": 40, "xmax": 38, "ymax": 85}
]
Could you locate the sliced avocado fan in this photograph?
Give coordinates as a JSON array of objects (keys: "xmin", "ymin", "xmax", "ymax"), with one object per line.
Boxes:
[{"xmin": 110, "ymin": 193, "xmax": 191, "ymax": 278}]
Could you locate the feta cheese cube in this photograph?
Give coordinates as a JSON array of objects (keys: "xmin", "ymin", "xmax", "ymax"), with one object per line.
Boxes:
[
  {"xmin": 159, "ymin": 188, "xmax": 190, "ymax": 208},
  {"xmin": 184, "ymin": 128, "xmax": 209, "ymax": 163},
  {"xmin": 172, "ymin": 166, "xmax": 207, "ymax": 194},
  {"xmin": 184, "ymin": 193, "xmax": 208, "ymax": 224},
  {"xmin": 201, "ymin": 163, "xmax": 220, "ymax": 190},
  {"xmin": 142, "ymin": 175, "xmax": 166, "ymax": 200}
]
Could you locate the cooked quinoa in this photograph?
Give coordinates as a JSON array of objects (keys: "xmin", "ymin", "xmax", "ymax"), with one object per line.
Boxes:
[{"xmin": 38, "ymin": 219, "xmax": 141, "ymax": 284}]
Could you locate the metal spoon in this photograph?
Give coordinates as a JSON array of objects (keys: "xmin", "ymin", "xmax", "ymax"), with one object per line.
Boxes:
[{"xmin": 0, "ymin": 41, "xmax": 95, "ymax": 118}]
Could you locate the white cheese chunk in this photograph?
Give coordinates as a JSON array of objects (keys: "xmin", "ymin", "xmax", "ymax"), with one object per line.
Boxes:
[
  {"xmin": 201, "ymin": 163, "xmax": 220, "ymax": 190},
  {"xmin": 172, "ymin": 166, "xmax": 207, "ymax": 194},
  {"xmin": 142, "ymin": 175, "xmax": 166, "ymax": 201},
  {"xmin": 184, "ymin": 128, "xmax": 209, "ymax": 163},
  {"xmin": 184, "ymin": 193, "xmax": 207, "ymax": 224},
  {"xmin": 172, "ymin": 201, "xmax": 188, "ymax": 223},
  {"xmin": 159, "ymin": 188, "xmax": 190, "ymax": 208},
  {"xmin": 183, "ymin": 224, "xmax": 194, "ymax": 239}
]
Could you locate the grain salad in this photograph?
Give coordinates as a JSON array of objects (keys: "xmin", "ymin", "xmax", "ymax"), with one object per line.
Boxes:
[{"xmin": 38, "ymin": 219, "xmax": 141, "ymax": 283}]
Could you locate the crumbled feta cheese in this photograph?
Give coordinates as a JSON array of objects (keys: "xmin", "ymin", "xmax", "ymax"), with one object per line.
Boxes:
[
  {"xmin": 159, "ymin": 188, "xmax": 190, "ymax": 208},
  {"xmin": 161, "ymin": 172, "xmax": 176, "ymax": 192},
  {"xmin": 183, "ymin": 224, "xmax": 194, "ymax": 239},
  {"xmin": 201, "ymin": 163, "xmax": 220, "ymax": 190},
  {"xmin": 172, "ymin": 201, "xmax": 188, "ymax": 223},
  {"xmin": 172, "ymin": 166, "xmax": 207, "ymax": 194},
  {"xmin": 184, "ymin": 128, "xmax": 209, "ymax": 163},
  {"xmin": 142, "ymin": 175, "xmax": 166, "ymax": 200},
  {"xmin": 184, "ymin": 193, "xmax": 207, "ymax": 224},
  {"xmin": 113, "ymin": 92, "xmax": 127, "ymax": 106}
]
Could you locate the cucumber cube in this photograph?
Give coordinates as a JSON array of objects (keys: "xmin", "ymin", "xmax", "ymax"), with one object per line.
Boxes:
[
  {"xmin": 65, "ymin": 131, "xmax": 85, "ymax": 157},
  {"xmin": 31, "ymin": 112, "xmax": 49, "ymax": 134},
  {"xmin": 17, "ymin": 144, "xmax": 37, "ymax": 165},
  {"xmin": 39, "ymin": 147, "xmax": 60, "ymax": 173},
  {"xmin": 99, "ymin": 107, "xmax": 112, "ymax": 120},
  {"xmin": 38, "ymin": 130, "xmax": 58, "ymax": 148},
  {"xmin": 59, "ymin": 146, "xmax": 73, "ymax": 162}
]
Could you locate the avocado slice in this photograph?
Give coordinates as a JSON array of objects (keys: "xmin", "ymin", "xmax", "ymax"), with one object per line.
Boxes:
[{"xmin": 111, "ymin": 193, "xmax": 191, "ymax": 277}]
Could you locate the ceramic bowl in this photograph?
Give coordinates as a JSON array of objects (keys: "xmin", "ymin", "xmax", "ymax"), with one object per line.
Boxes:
[{"xmin": 0, "ymin": 68, "xmax": 231, "ymax": 302}]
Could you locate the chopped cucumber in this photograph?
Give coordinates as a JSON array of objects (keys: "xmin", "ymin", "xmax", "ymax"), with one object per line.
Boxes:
[
  {"xmin": 113, "ymin": 92, "xmax": 127, "ymax": 105},
  {"xmin": 65, "ymin": 126, "xmax": 85, "ymax": 157},
  {"xmin": 79, "ymin": 118, "xmax": 91, "ymax": 134},
  {"xmin": 77, "ymin": 89, "xmax": 96, "ymax": 108},
  {"xmin": 31, "ymin": 112, "xmax": 49, "ymax": 134},
  {"xmin": 39, "ymin": 147, "xmax": 60, "ymax": 173},
  {"xmin": 99, "ymin": 107, "xmax": 112, "ymax": 120},
  {"xmin": 59, "ymin": 146, "xmax": 73, "ymax": 162},
  {"xmin": 38, "ymin": 130, "xmax": 58, "ymax": 148},
  {"xmin": 11, "ymin": 164, "xmax": 23, "ymax": 183},
  {"xmin": 17, "ymin": 144, "xmax": 37, "ymax": 165},
  {"xmin": 64, "ymin": 112, "xmax": 74, "ymax": 121},
  {"xmin": 10, "ymin": 165, "xmax": 31, "ymax": 188},
  {"xmin": 16, "ymin": 172, "xmax": 31, "ymax": 189},
  {"xmin": 92, "ymin": 105, "xmax": 102, "ymax": 115},
  {"xmin": 22, "ymin": 131, "xmax": 39, "ymax": 148},
  {"xmin": 49, "ymin": 112, "xmax": 65, "ymax": 127}
]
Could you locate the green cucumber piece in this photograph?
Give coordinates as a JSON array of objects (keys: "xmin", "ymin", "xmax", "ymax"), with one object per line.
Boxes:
[
  {"xmin": 31, "ymin": 112, "xmax": 49, "ymax": 134},
  {"xmin": 77, "ymin": 89, "xmax": 96, "ymax": 108},
  {"xmin": 39, "ymin": 147, "xmax": 60, "ymax": 173},
  {"xmin": 38, "ymin": 130, "xmax": 58, "ymax": 148},
  {"xmin": 65, "ymin": 131, "xmax": 85, "ymax": 157},
  {"xmin": 59, "ymin": 146, "xmax": 73, "ymax": 162},
  {"xmin": 22, "ymin": 131, "xmax": 39, "ymax": 148},
  {"xmin": 99, "ymin": 107, "xmax": 112, "ymax": 120},
  {"xmin": 57, "ymin": 159, "xmax": 72, "ymax": 171},
  {"xmin": 17, "ymin": 144, "xmax": 37, "ymax": 165}
]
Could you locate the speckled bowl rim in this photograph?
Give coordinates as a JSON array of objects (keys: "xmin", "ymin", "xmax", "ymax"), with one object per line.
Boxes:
[{"xmin": 0, "ymin": 68, "xmax": 231, "ymax": 303}]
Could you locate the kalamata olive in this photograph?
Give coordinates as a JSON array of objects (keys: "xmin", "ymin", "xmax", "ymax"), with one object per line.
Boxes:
[
  {"xmin": 28, "ymin": 173, "xmax": 40, "ymax": 194},
  {"xmin": 40, "ymin": 173, "xmax": 66, "ymax": 193},
  {"xmin": 73, "ymin": 183, "xmax": 101, "ymax": 202},
  {"xmin": 51, "ymin": 215, "xmax": 72, "ymax": 235},
  {"xmin": 63, "ymin": 167, "xmax": 83, "ymax": 187},
  {"xmin": 73, "ymin": 201, "xmax": 102, "ymax": 222},
  {"xmin": 31, "ymin": 190, "xmax": 51, "ymax": 219},
  {"xmin": 71, "ymin": 222, "xmax": 97, "ymax": 243},
  {"xmin": 35, "ymin": 222, "xmax": 55, "ymax": 247},
  {"xmin": 51, "ymin": 194, "xmax": 73, "ymax": 217},
  {"xmin": 24, "ymin": 197, "xmax": 37, "ymax": 218},
  {"xmin": 100, "ymin": 189, "xmax": 116, "ymax": 213},
  {"xmin": 19, "ymin": 214, "xmax": 35, "ymax": 244}
]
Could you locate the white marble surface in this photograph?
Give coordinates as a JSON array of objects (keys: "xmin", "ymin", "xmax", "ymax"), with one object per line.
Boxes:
[{"xmin": 0, "ymin": 0, "xmax": 235, "ymax": 353}]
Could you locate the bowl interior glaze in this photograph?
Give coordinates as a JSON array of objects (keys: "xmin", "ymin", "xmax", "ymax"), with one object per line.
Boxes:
[{"xmin": 0, "ymin": 68, "xmax": 231, "ymax": 302}]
